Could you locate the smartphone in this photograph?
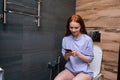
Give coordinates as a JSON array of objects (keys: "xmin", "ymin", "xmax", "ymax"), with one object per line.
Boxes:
[{"xmin": 64, "ymin": 49, "xmax": 72, "ymax": 52}]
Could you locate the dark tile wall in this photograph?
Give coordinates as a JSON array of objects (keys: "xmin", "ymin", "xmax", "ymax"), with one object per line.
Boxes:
[{"xmin": 0, "ymin": 0, "xmax": 75, "ymax": 80}]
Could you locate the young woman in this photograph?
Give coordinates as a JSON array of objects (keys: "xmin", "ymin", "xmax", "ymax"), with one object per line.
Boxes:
[{"xmin": 54, "ymin": 14, "xmax": 94, "ymax": 80}]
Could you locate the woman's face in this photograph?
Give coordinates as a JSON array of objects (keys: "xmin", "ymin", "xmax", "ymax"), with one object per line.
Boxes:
[{"xmin": 69, "ymin": 21, "xmax": 81, "ymax": 38}]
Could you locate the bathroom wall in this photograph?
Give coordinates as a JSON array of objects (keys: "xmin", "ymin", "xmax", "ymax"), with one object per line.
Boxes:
[
  {"xmin": 76, "ymin": 0, "xmax": 120, "ymax": 80},
  {"xmin": 0, "ymin": 0, "xmax": 76, "ymax": 80}
]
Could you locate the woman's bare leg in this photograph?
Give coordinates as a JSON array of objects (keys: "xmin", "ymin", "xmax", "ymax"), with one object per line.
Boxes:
[
  {"xmin": 54, "ymin": 69, "xmax": 75, "ymax": 80},
  {"xmin": 72, "ymin": 73, "xmax": 92, "ymax": 80}
]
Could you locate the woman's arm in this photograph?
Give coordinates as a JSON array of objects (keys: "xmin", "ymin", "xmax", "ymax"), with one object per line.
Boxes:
[
  {"xmin": 72, "ymin": 50, "xmax": 92, "ymax": 63},
  {"xmin": 72, "ymin": 38, "xmax": 94, "ymax": 63}
]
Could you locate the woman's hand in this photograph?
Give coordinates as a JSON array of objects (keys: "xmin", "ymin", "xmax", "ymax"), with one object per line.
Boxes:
[
  {"xmin": 71, "ymin": 50, "xmax": 79, "ymax": 56},
  {"xmin": 72, "ymin": 50, "xmax": 92, "ymax": 63},
  {"xmin": 65, "ymin": 50, "xmax": 79, "ymax": 56},
  {"xmin": 64, "ymin": 51, "xmax": 73, "ymax": 60},
  {"xmin": 65, "ymin": 51, "xmax": 72, "ymax": 56}
]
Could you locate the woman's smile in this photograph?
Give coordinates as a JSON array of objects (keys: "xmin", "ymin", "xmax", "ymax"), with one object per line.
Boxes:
[{"xmin": 69, "ymin": 21, "xmax": 81, "ymax": 38}]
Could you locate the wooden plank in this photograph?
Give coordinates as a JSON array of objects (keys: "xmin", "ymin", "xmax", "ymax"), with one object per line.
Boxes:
[
  {"xmin": 94, "ymin": 42, "xmax": 119, "ymax": 53},
  {"xmin": 101, "ymin": 31, "xmax": 120, "ymax": 43},
  {"xmin": 102, "ymin": 70, "xmax": 117, "ymax": 80}
]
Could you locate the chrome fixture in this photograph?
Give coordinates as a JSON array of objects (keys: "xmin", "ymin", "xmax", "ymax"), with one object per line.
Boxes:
[
  {"xmin": 3, "ymin": 0, "xmax": 7, "ymax": 24},
  {"xmin": 3, "ymin": 0, "xmax": 43, "ymax": 27}
]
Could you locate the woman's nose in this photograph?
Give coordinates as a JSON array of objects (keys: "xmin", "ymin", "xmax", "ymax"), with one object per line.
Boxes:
[{"xmin": 71, "ymin": 28, "xmax": 75, "ymax": 32}]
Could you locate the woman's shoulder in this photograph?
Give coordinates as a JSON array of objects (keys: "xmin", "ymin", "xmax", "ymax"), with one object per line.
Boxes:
[
  {"xmin": 82, "ymin": 34, "xmax": 92, "ymax": 41},
  {"xmin": 62, "ymin": 35, "xmax": 72, "ymax": 41},
  {"xmin": 63, "ymin": 35, "xmax": 72, "ymax": 39}
]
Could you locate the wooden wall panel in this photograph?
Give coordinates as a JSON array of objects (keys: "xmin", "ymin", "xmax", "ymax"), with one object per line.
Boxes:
[
  {"xmin": 95, "ymin": 41, "xmax": 119, "ymax": 80},
  {"xmin": 76, "ymin": 0, "xmax": 120, "ymax": 28},
  {"xmin": 76, "ymin": 0, "xmax": 120, "ymax": 80}
]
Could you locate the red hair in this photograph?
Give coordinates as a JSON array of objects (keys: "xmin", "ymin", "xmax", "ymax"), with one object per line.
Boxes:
[{"xmin": 65, "ymin": 14, "xmax": 87, "ymax": 36}]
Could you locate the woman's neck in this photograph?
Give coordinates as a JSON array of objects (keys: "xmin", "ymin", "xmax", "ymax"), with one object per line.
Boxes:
[{"xmin": 73, "ymin": 33, "xmax": 81, "ymax": 39}]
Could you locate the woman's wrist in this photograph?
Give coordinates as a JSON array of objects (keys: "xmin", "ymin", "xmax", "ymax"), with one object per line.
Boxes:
[{"xmin": 72, "ymin": 50, "xmax": 79, "ymax": 56}]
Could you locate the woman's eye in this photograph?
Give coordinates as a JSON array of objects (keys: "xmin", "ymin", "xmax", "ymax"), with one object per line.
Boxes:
[
  {"xmin": 70, "ymin": 26, "xmax": 79, "ymax": 29},
  {"xmin": 75, "ymin": 27, "xmax": 78, "ymax": 29},
  {"xmin": 70, "ymin": 27, "xmax": 73, "ymax": 29}
]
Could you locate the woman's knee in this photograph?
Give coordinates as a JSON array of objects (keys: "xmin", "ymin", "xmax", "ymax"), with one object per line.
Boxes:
[
  {"xmin": 72, "ymin": 73, "xmax": 91, "ymax": 80},
  {"xmin": 54, "ymin": 69, "xmax": 74, "ymax": 80},
  {"xmin": 54, "ymin": 77, "xmax": 61, "ymax": 80},
  {"xmin": 54, "ymin": 71, "xmax": 65, "ymax": 80}
]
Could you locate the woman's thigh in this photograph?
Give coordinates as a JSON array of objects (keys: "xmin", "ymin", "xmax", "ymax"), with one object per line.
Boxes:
[
  {"xmin": 54, "ymin": 69, "xmax": 75, "ymax": 80},
  {"xmin": 72, "ymin": 73, "xmax": 92, "ymax": 80}
]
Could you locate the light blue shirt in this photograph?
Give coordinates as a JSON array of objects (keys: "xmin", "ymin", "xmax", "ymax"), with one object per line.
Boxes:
[{"xmin": 62, "ymin": 34, "xmax": 94, "ymax": 75}]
